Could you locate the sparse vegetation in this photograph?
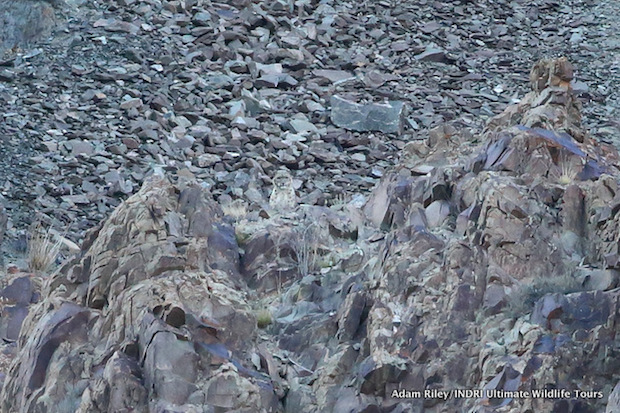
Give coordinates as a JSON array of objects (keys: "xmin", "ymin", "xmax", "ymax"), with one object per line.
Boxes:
[
  {"xmin": 328, "ymin": 193, "xmax": 349, "ymax": 208},
  {"xmin": 222, "ymin": 199, "xmax": 248, "ymax": 222},
  {"xmin": 292, "ymin": 223, "xmax": 321, "ymax": 278},
  {"xmin": 550, "ymin": 149, "xmax": 582, "ymax": 185},
  {"xmin": 27, "ymin": 220, "xmax": 63, "ymax": 273},
  {"xmin": 504, "ymin": 273, "xmax": 585, "ymax": 318},
  {"xmin": 234, "ymin": 220, "xmax": 263, "ymax": 247},
  {"xmin": 272, "ymin": 232, "xmax": 288, "ymax": 295},
  {"xmin": 256, "ymin": 308, "xmax": 272, "ymax": 328}
]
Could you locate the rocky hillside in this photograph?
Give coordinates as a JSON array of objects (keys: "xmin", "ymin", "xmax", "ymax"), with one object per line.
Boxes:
[
  {"xmin": 1, "ymin": 57, "xmax": 620, "ymax": 412},
  {"xmin": 0, "ymin": 0, "xmax": 618, "ymax": 253},
  {"xmin": 1, "ymin": 0, "xmax": 620, "ymax": 412}
]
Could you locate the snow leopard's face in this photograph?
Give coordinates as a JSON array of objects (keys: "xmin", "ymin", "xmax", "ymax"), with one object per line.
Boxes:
[
  {"xmin": 272, "ymin": 170, "xmax": 293, "ymax": 189},
  {"xmin": 269, "ymin": 169, "xmax": 296, "ymax": 211}
]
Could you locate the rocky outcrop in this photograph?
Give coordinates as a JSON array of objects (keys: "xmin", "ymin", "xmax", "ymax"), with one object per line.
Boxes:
[
  {"xmin": 360, "ymin": 57, "xmax": 620, "ymax": 412},
  {"xmin": 1, "ymin": 176, "xmax": 277, "ymax": 412},
  {"xmin": 0, "ymin": 198, "xmax": 6, "ymax": 263},
  {"xmin": 2, "ymin": 58, "xmax": 620, "ymax": 412},
  {"xmin": 0, "ymin": 0, "xmax": 58, "ymax": 56}
]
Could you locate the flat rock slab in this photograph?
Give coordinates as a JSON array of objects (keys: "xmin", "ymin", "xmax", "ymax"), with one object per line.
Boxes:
[
  {"xmin": 330, "ymin": 96, "xmax": 406, "ymax": 134},
  {"xmin": 415, "ymin": 47, "xmax": 451, "ymax": 63}
]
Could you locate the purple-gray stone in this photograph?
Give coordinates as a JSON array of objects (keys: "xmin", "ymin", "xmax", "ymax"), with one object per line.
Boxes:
[{"xmin": 330, "ymin": 96, "xmax": 406, "ymax": 134}]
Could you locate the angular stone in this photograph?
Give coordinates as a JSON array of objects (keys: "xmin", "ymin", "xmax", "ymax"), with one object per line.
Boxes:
[
  {"xmin": 66, "ymin": 139, "xmax": 94, "ymax": 156},
  {"xmin": 415, "ymin": 48, "xmax": 450, "ymax": 63},
  {"xmin": 330, "ymin": 96, "xmax": 406, "ymax": 134},
  {"xmin": 120, "ymin": 97, "xmax": 143, "ymax": 110},
  {"xmin": 607, "ymin": 381, "xmax": 620, "ymax": 413},
  {"xmin": 531, "ymin": 293, "xmax": 568, "ymax": 329},
  {"xmin": 0, "ymin": 1, "xmax": 56, "ymax": 55},
  {"xmin": 0, "ymin": 197, "xmax": 6, "ymax": 255},
  {"xmin": 425, "ymin": 200, "xmax": 450, "ymax": 228},
  {"xmin": 336, "ymin": 292, "xmax": 366, "ymax": 342},
  {"xmin": 93, "ymin": 18, "xmax": 139, "ymax": 34},
  {"xmin": 313, "ymin": 69, "xmax": 354, "ymax": 84},
  {"xmin": 202, "ymin": 73, "xmax": 234, "ymax": 90},
  {"xmin": 255, "ymin": 74, "xmax": 298, "ymax": 89},
  {"xmin": 192, "ymin": 12, "xmax": 211, "ymax": 26},
  {"xmin": 289, "ymin": 119, "xmax": 318, "ymax": 134},
  {"xmin": 0, "ymin": 69, "xmax": 14, "ymax": 81}
]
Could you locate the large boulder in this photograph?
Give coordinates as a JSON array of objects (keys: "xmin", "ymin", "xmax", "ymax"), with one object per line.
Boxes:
[
  {"xmin": 0, "ymin": 0, "xmax": 59, "ymax": 56},
  {"xmin": 0, "ymin": 176, "xmax": 278, "ymax": 412},
  {"xmin": 357, "ymin": 58, "xmax": 620, "ymax": 412}
]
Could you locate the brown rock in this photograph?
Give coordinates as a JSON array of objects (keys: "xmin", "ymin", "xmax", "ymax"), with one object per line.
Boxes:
[{"xmin": 0, "ymin": 177, "xmax": 271, "ymax": 412}]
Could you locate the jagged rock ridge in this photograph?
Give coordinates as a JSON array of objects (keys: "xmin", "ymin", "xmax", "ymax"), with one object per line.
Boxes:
[{"xmin": 1, "ymin": 50, "xmax": 620, "ymax": 413}]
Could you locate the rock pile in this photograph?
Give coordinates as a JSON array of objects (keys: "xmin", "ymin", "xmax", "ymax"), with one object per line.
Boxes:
[
  {"xmin": 2, "ymin": 57, "xmax": 620, "ymax": 412},
  {"xmin": 1, "ymin": 175, "xmax": 273, "ymax": 412},
  {"xmin": 0, "ymin": 0, "xmax": 618, "ymax": 259},
  {"xmin": 362, "ymin": 56, "xmax": 620, "ymax": 413},
  {"xmin": 1, "ymin": 0, "xmax": 620, "ymax": 410}
]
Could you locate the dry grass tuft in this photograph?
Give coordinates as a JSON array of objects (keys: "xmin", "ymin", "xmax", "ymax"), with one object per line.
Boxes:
[
  {"xmin": 328, "ymin": 193, "xmax": 349, "ymax": 208},
  {"xmin": 292, "ymin": 223, "xmax": 320, "ymax": 278},
  {"xmin": 222, "ymin": 199, "xmax": 248, "ymax": 221},
  {"xmin": 256, "ymin": 308, "xmax": 272, "ymax": 329},
  {"xmin": 550, "ymin": 149, "xmax": 582, "ymax": 185},
  {"xmin": 504, "ymin": 273, "xmax": 584, "ymax": 318},
  {"xmin": 27, "ymin": 221, "xmax": 63, "ymax": 273}
]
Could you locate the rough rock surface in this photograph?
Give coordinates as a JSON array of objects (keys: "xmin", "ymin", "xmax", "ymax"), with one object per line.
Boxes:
[
  {"xmin": 330, "ymin": 95, "xmax": 406, "ymax": 134},
  {"xmin": 1, "ymin": 175, "xmax": 276, "ymax": 412},
  {"xmin": 361, "ymin": 57, "xmax": 620, "ymax": 412},
  {"xmin": 0, "ymin": 0, "xmax": 618, "ymax": 263},
  {"xmin": 2, "ymin": 57, "xmax": 620, "ymax": 412},
  {"xmin": 1, "ymin": 0, "xmax": 620, "ymax": 411},
  {"xmin": 0, "ymin": 0, "xmax": 58, "ymax": 56}
]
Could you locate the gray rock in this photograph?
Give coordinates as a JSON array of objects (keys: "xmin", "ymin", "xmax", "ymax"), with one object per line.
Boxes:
[
  {"xmin": 415, "ymin": 47, "xmax": 450, "ymax": 63},
  {"xmin": 0, "ymin": 178, "xmax": 271, "ymax": 412},
  {"xmin": 330, "ymin": 96, "xmax": 406, "ymax": 134},
  {"xmin": 0, "ymin": 197, "xmax": 6, "ymax": 257},
  {"xmin": 336, "ymin": 292, "xmax": 367, "ymax": 342},
  {"xmin": 192, "ymin": 12, "xmax": 211, "ymax": 26},
  {"xmin": 0, "ymin": 69, "xmax": 14, "ymax": 81},
  {"xmin": 66, "ymin": 139, "xmax": 94, "ymax": 156},
  {"xmin": 0, "ymin": 0, "xmax": 57, "ymax": 55},
  {"xmin": 312, "ymin": 69, "xmax": 355, "ymax": 84},
  {"xmin": 255, "ymin": 74, "xmax": 298, "ymax": 89},
  {"xmin": 607, "ymin": 381, "xmax": 620, "ymax": 413},
  {"xmin": 93, "ymin": 19, "xmax": 139, "ymax": 34},
  {"xmin": 120, "ymin": 97, "xmax": 143, "ymax": 110},
  {"xmin": 202, "ymin": 73, "xmax": 234, "ymax": 90},
  {"xmin": 425, "ymin": 200, "xmax": 450, "ymax": 228},
  {"xmin": 289, "ymin": 119, "xmax": 318, "ymax": 134},
  {"xmin": 0, "ymin": 0, "xmax": 618, "ymax": 409}
]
